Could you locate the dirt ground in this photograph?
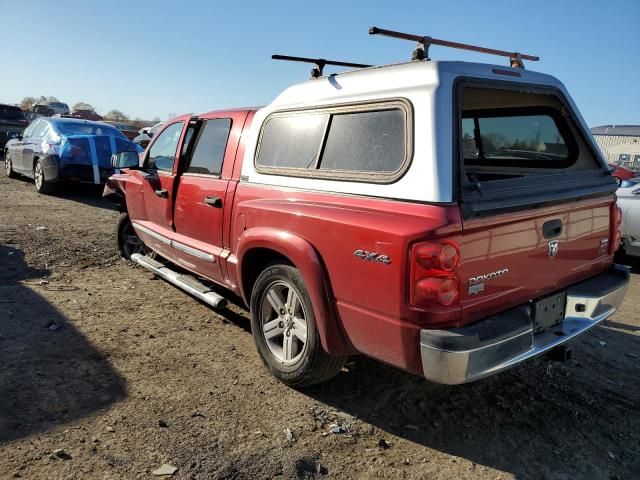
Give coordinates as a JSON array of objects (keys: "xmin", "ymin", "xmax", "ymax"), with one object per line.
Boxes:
[{"xmin": 0, "ymin": 172, "xmax": 639, "ymax": 480}]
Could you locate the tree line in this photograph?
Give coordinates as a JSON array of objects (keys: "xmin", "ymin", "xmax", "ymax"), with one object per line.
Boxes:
[{"xmin": 19, "ymin": 96, "xmax": 162, "ymax": 126}]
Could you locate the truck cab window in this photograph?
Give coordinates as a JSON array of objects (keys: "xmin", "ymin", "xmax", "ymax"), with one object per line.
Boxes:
[
  {"xmin": 186, "ymin": 119, "xmax": 231, "ymax": 176},
  {"xmin": 147, "ymin": 122, "xmax": 184, "ymax": 172}
]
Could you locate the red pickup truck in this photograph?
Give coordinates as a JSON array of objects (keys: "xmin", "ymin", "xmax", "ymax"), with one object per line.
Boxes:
[{"xmin": 105, "ymin": 58, "xmax": 629, "ymax": 387}]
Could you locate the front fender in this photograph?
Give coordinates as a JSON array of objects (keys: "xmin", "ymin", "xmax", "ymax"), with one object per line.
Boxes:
[
  {"xmin": 236, "ymin": 227, "xmax": 354, "ymax": 355},
  {"xmin": 102, "ymin": 176, "xmax": 126, "ymax": 211}
]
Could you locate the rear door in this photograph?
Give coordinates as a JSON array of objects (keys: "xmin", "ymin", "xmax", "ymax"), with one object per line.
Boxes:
[
  {"xmin": 128, "ymin": 119, "xmax": 187, "ymax": 259},
  {"xmin": 172, "ymin": 114, "xmax": 242, "ymax": 283}
]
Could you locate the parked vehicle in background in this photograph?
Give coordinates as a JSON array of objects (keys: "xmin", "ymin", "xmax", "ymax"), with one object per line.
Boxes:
[
  {"xmin": 69, "ymin": 109, "xmax": 103, "ymax": 121},
  {"xmin": 33, "ymin": 101, "xmax": 70, "ymax": 116},
  {"xmin": 609, "ymin": 163, "xmax": 638, "ymax": 184},
  {"xmin": 32, "ymin": 104, "xmax": 54, "ymax": 117},
  {"xmin": 133, "ymin": 121, "xmax": 165, "ymax": 148},
  {"xmin": 102, "ymin": 121, "xmax": 138, "ymax": 140},
  {"xmin": 617, "ymin": 177, "xmax": 640, "ymax": 258},
  {"xmin": 0, "ymin": 104, "xmax": 29, "ymax": 148},
  {"xmin": 105, "ymin": 31, "xmax": 629, "ymax": 388},
  {"xmin": 4, "ymin": 117, "xmax": 141, "ymax": 193}
]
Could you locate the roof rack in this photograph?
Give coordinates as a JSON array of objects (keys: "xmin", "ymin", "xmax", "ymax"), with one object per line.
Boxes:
[
  {"xmin": 272, "ymin": 54, "xmax": 372, "ymax": 79},
  {"xmin": 369, "ymin": 26, "xmax": 539, "ymax": 69}
]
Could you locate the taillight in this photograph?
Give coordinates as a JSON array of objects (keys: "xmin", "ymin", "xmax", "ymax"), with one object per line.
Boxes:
[
  {"xmin": 415, "ymin": 243, "xmax": 459, "ymax": 271},
  {"xmin": 612, "ymin": 204, "xmax": 622, "ymax": 252},
  {"xmin": 411, "ymin": 242, "xmax": 460, "ymax": 307}
]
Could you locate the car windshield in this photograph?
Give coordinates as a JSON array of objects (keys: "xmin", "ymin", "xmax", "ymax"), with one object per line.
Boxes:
[
  {"xmin": 55, "ymin": 121, "xmax": 126, "ymax": 138},
  {"xmin": 0, "ymin": 106, "xmax": 27, "ymax": 121}
]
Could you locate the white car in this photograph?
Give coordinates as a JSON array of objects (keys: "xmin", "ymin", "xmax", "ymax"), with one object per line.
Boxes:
[{"xmin": 618, "ymin": 177, "xmax": 640, "ymax": 257}]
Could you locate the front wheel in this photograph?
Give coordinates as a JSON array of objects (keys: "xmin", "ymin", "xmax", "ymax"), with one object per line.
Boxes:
[
  {"xmin": 4, "ymin": 151, "xmax": 16, "ymax": 178},
  {"xmin": 250, "ymin": 263, "xmax": 346, "ymax": 387},
  {"xmin": 116, "ymin": 212, "xmax": 153, "ymax": 260},
  {"xmin": 34, "ymin": 159, "xmax": 54, "ymax": 194}
]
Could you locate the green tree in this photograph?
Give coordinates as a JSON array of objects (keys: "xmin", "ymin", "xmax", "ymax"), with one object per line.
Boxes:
[
  {"xmin": 72, "ymin": 102, "xmax": 95, "ymax": 112},
  {"xmin": 20, "ymin": 97, "xmax": 36, "ymax": 111},
  {"xmin": 105, "ymin": 110, "xmax": 129, "ymax": 122}
]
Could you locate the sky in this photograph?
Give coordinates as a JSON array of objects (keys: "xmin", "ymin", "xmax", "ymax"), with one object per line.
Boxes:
[{"xmin": 1, "ymin": 0, "xmax": 638, "ymax": 127}]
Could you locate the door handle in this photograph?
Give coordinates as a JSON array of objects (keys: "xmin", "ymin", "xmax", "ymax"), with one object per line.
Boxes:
[
  {"xmin": 542, "ymin": 219, "xmax": 563, "ymax": 239},
  {"xmin": 203, "ymin": 196, "xmax": 223, "ymax": 208},
  {"xmin": 154, "ymin": 189, "xmax": 168, "ymax": 198}
]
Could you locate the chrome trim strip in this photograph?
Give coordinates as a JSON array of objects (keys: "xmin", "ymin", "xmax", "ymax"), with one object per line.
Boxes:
[
  {"xmin": 131, "ymin": 222, "xmax": 215, "ymax": 262},
  {"xmin": 132, "ymin": 222, "xmax": 171, "ymax": 245},
  {"xmin": 172, "ymin": 240, "xmax": 215, "ymax": 262}
]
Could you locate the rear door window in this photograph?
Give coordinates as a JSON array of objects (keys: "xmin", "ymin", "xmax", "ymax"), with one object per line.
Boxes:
[
  {"xmin": 186, "ymin": 119, "xmax": 231, "ymax": 175},
  {"xmin": 147, "ymin": 122, "xmax": 184, "ymax": 172},
  {"xmin": 23, "ymin": 120, "xmax": 39, "ymax": 138},
  {"xmin": 31, "ymin": 121, "xmax": 49, "ymax": 139}
]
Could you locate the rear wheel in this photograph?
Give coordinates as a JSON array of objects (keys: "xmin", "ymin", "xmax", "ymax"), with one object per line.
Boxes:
[
  {"xmin": 250, "ymin": 263, "xmax": 346, "ymax": 387},
  {"xmin": 4, "ymin": 151, "xmax": 16, "ymax": 178},
  {"xmin": 34, "ymin": 159, "xmax": 54, "ymax": 194},
  {"xmin": 116, "ymin": 212, "xmax": 153, "ymax": 260}
]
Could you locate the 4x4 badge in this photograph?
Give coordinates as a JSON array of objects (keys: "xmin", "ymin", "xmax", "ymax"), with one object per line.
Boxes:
[
  {"xmin": 353, "ymin": 250, "xmax": 391, "ymax": 265},
  {"xmin": 548, "ymin": 240, "xmax": 559, "ymax": 258}
]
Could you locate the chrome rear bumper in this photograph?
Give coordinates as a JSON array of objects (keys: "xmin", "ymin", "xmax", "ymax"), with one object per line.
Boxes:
[{"xmin": 420, "ymin": 264, "xmax": 630, "ymax": 384}]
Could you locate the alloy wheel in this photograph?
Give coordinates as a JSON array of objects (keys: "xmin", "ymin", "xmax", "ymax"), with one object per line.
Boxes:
[
  {"xmin": 34, "ymin": 162, "xmax": 43, "ymax": 190},
  {"xmin": 4, "ymin": 156, "xmax": 11, "ymax": 177},
  {"xmin": 260, "ymin": 280, "xmax": 308, "ymax": 365},
  {"xmin": 120, "ymin": 221, "xmax": 148, "ymax": 258}
]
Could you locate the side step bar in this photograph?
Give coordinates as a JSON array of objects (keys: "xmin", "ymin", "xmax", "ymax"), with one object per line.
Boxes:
[{"xmin": 130, "ymin": 253, "xmax": 228, "ymax": 310}]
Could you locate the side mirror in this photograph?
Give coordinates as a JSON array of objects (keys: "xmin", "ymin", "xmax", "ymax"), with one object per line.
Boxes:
[{"xmin": 111, "ymin": 151, "xmax": 140, "ymax": 169}]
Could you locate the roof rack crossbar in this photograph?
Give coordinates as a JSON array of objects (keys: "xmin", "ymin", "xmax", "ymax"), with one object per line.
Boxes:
[
  {"xmin": 369, "ymin": 26, "xmax": 539, "ymax": 69},
  {"xmin": 272, "ymin": 54, "xmax": 372, "ymax": 79}
]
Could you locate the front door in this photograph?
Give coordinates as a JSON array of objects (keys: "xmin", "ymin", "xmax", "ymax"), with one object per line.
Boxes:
[
  {"xmin": 129, "ymin": 120, "xmax": 187, "ymax": 259},
  {"xmin": 173, "ymin": 117, "xmax": 237, "ymax": 283}
]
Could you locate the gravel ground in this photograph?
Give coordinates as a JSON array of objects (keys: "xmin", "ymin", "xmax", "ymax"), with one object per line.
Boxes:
[{"xmin": 0, "ymin": 172, "xmax": 639, "ymax": 480}]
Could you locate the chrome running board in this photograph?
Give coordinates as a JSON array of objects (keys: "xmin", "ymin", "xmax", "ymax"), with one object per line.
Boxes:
[{"xmin": 130, "ymin": 253, "xmax": 228, "ymax": 310}]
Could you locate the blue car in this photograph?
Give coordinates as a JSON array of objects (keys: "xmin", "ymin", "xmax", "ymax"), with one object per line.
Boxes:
[{"xmin": 4, "ymin": 117, "xmax": 142, "ymax": 193}]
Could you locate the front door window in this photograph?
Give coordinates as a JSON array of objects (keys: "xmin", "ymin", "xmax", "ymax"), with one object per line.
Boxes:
[{"xmin": 146, "ymin": 122, "xmax": 184, "ymax": 172}]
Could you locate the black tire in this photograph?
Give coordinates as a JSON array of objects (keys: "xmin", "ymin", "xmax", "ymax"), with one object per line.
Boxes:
[
  {"xmin": 4, "ymin": 151, "xmax": 17, "ymax": 178},
  {"xmin": 33, "ymin": 159, "xmax": 54, "ymax": 194},
  {"xmin": 250, "ymin": 263, "xmax": 346, "ymax": 387},
  {"xmin": 116, "ymin": 212, "xmax": 153, "ymax": 260}
]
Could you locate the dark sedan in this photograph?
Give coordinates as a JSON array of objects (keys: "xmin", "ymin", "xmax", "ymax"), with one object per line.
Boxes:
[
  {"xmin": 0, "ymin": 104, "xmax": 29, "ymax": 148},
  {"xmin": 4, "ymin": 117, "xmax": 141, "ymax": 193}
]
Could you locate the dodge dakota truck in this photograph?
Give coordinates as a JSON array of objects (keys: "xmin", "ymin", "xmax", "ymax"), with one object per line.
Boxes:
[{"xmin": 104, "ymin": 36, "xmax": 629, "ymax": 387}]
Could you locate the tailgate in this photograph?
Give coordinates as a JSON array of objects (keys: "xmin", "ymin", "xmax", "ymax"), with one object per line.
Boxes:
[{"xmin": 457, "ymin": 195, "xmax": 615, "ymax": 325}]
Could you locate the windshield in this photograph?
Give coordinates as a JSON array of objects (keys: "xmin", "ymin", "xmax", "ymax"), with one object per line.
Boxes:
[
  {"xmin": 55, "ymin": 121, "xmax": 126, "ymax": 138},
  {"xmin": 0, "ymin": 106, "xmax": 27, "ymax": 121}
]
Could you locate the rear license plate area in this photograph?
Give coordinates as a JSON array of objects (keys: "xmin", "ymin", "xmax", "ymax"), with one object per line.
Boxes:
[{"xmin": 532, "ymin": 292, "xmax": 567, "ymax": 334}]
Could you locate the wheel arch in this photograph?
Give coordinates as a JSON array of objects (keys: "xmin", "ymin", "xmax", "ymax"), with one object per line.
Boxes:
[{"xmin": 237, "ymin": 227, "xmax": 354, "ymax": 355}]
